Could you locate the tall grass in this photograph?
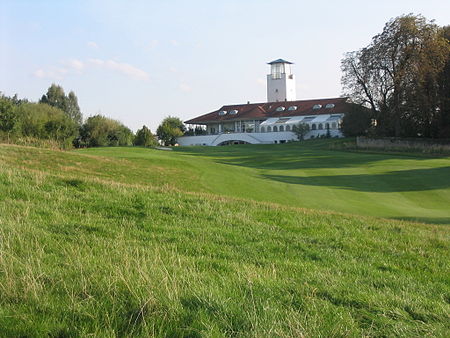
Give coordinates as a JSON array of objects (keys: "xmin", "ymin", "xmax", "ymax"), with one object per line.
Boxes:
[{"xmin": 0, "ymin": 144, "xmax": 449, "ymax": 336}]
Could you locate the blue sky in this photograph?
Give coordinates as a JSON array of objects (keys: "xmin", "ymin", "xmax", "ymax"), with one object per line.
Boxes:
[{"xmin": 1, "ymin": 0, "xmax": 449, "ymax": 131}]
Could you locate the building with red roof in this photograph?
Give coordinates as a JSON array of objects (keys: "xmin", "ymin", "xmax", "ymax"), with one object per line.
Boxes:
[{"xmin": 178, "ymin": 60, "xmax": 349, "ymax": 146}]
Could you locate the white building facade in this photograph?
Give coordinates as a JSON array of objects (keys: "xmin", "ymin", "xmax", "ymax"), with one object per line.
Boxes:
[{"xmin": 178, "ymin": 59, "xmax": 349, "ymax": 146}]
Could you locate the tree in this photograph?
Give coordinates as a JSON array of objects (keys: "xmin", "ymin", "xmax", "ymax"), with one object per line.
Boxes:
[
  {"xmin": 40, "ymin": 84, "xmax": 67, "ymax": 112},
  {"xmin": 40, "ymin": 84, "xmax": 82, "ymax": 125},
  {"xmin": 341, "ymin": 104, "xmax": 373, "ymax": 137},
  {"xmin": 341, "ymin": 14, "xmax": 450, "ymax": 138},
  {"xmin": 134, "ymin": 125, "xmax": 157, "ymax": 147},
  {"xmin": 66, "ymin": 91, "xmax": 82, "ymax": 125},
  {"xmin": 292, "ymin": 123, "xmax": 310, "ymax": 140},
  {"xmin": 156, "ymin": 116, "xmax": 185, "ymax": 146},
  {"xmin": 0, "ymin": 97, "xmax": 18, "ymax": 140},
  {"xmin": 436, "ymin": 26, "xmax": 450, "ymax": 138}
]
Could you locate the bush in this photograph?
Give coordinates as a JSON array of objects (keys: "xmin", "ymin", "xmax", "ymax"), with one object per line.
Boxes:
[{"xmin": 78, "ymin": 115, "xmax": 134, "ymax": 147}]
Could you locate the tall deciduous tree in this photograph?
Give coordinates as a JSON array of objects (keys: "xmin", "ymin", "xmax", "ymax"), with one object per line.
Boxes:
[
  {"xmin": 134, "ymin": 125, "xmax": 157, "ymax": 147},
  {"xmin": 156, "ymin": 116, "xmax": 185, "ymax": 146},
  {"xmin": 341, "ymin": 14, "xmax": 449, "ymax": 138},
  {"xmin": 40, "ymin": 84, "xmax": 82, "ymax": 125},
  {"xmin": 66, "ymin": 91, "xmax": 82, "ymax": 125}
]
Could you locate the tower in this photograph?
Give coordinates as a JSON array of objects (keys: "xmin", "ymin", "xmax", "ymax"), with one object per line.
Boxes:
[{"xmin": 266, "ymin": 59, "xmax": 296, "ymax": 102}]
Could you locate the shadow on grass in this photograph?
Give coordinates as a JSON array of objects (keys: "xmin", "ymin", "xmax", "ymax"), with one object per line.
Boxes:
[
  {"xmin": 391, "ymin": 216, "xmax": 450, "ymax": 226},
  {"xmin": 263, "ymin": 167, "xmax": 450, "ymax": 192},
  {"xmin": 175, "ymin": 141, "xmax": 438, "ymax": 170}
]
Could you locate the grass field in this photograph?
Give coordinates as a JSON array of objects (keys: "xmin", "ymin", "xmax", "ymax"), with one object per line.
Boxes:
[
  {"xmin": 72, "ymin": 139, "xmax": 450, "ymax": 225},
  {"xmin": 0, "ymin": 140, "xmax": 449, "ymax": 336}
]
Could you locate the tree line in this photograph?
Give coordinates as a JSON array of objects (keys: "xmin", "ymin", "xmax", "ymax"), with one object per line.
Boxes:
[
  {"xmin": 341, "ymin": 14, "xmax": 450, "ymax": 138},
  {"xmin": 0, "ymin": 84, "xmax": 187, "ymax": 148}
]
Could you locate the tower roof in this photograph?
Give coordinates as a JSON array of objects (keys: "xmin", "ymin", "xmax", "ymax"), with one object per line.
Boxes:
[{"xmin": 267, "ymin": 59, "xmax": 293, "ymax": 65}]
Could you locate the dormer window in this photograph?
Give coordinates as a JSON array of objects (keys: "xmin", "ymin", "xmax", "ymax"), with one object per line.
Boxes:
[
  {"xmin": 218, "ymin": 110, "xmax": 227, "ymax": 116},
  {"xmin": 288, "ymin": 106, "xmax": 297, "ymax": 111},
  {"xmin": 229, "ymin": 110, "xmax": 238, "ymax": 115},
  {"xmin": 325, "ymin": 104, "xmax": 335, "ymax": 109},
  {"xmin": 312, "ymin": 104, "xmax": 322, "ymax": 110},
  {"xmin": 276, "ymin": 106, "xmax": 285, "ymax": 112}
]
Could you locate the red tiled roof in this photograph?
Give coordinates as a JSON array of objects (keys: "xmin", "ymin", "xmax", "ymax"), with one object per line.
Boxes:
[{"xmin": 185, "ymin": 97, "xmax": 349, "ymax": 124}]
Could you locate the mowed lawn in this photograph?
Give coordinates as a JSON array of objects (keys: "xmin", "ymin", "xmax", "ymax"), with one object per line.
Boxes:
[
  {"xmin": 75, "ymin": 140, "xmax": 450, "ymax": 225},
  {"xmin": 0, "ymin": 142, "xmax": 449, "ymax": 336}
]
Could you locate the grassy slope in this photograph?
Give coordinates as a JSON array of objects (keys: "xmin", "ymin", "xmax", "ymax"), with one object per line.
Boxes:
[
  {"xmin": 74, "ymin": 140, "xmax": 450, "ymax": 225},
  {"xmin": 0, "ymin": 143, "xmax": 449, "ymax": 337}
]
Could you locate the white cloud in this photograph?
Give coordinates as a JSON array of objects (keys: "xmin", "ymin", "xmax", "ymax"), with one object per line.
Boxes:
[
  {"xmin": 170, "ymin": 40, "xmax": 179, "ymax": 47},
  {"xmin": 179, "ymin": 82, "xmax": 192, "ymax": 92},
  {"xmin": 149, "ymin": 40, "xmax": 159, "ymax": 49},
  {"xmin": 33, "ymin": 58, "xmax": 149, "ymax": 81},
  {"xmin": 87, "ymin": 41, "xmax": 99, "ymax": 49},
  {"xmin": 63, "ymin": 59, "xmax": 85, "ymax": 71},
  {"xmin": 33, "ymin": 69, "xmax": 47, "ymax": 78},
  {"xmin": 169, "ymin": 66, "xmax": 177, "ymax": 73},
  {"xmin": 32, "ymin": 67, "xmax": 66, "ymax": 80},
  {"xmin": 88, "ymin": 59, "xmax": 150, "ymax": 80}
]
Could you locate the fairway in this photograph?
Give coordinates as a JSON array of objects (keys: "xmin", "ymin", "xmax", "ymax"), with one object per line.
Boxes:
[
  {"xmin": 1, "ymin": 141, "xmax": 449, "ymax": 336},
  {"xmin": 75, "ymin": 140, "xmax": 450, "ymax": 225}
]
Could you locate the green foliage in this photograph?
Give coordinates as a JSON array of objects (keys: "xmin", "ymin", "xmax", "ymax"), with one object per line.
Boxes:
[
  {"xmin": 342, "ymin": 104, "xmax": 373, "ymax": 137},
  {"xmin": 15, "ymin": 102, "xmax": 78, "ymax": 148},
  {"xmin": 0, "ymin": 96, "xmax": 18, "ymax": 135},
  {"xmin": 134, "ymin": 125, "xmax": 157, "ymax": 147},
  {"xmin": 292, "ymin": 123, "xmax": 310, "ymax": 140},
  {"xmin": 342, "ymin": 14, "xmax": 450, "ymax": 138},
  {"xmin": 0, "ymin": 144, "xmax": 449, "ymax": 336},
  {"xmin": 184, "ymin": 126, "xmax": 207, "ymax": 136},
  {"xmin": 156, "ymin": 116, "xmax": 185, "ymax": 146},
  {"xmin": 78, "ymin": 115, "xmax": 134, "ymax": 147},
  {"xmin": 40, "ymin": 84, "xmax": 82, "ymax": 125}
]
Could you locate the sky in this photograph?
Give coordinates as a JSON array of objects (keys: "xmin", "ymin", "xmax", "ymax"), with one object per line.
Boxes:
[{"xmin": 1, "ymin": 0, "xmax": 449, "ymax": 131}]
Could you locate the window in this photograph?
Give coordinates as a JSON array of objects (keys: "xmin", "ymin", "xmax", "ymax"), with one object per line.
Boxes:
[
  {"xmin": 286, "ymin": 125, "xmax": 291, "ymax": 131},
  {"xmin": 273, "ymin": 126, "xmax": 278, "ymax": 132},
  {"xmin": 271, "ymin": 63, "xmax": 284, "ymax": 79},
  {"xmin": 325, "ymin": 123, "xmax": 329, "ymax": 129},
  {"xmin": 288, "ymin": 106, "xmax": 297, "ymax": 111},
  {"xmin": 267, "ymin": 126, "xmax": 272, "ymax": 132},
  {"xmin": 312, "ymin": 124, "xmax": 317, "ymax": 130},
  {"xmin": 325, "ymin": 103, "xmax": 335, "ymax": 109},
  {"xmin": 260, "ymin": 126, "xmax": 265, "ymax": 133},
  {"xmin": 318, "ymin": 123, "xmax": 323, "ymax": 130},
  {"xmin": 276, "ymin": 106, "xmax": 285, "ymax": 112},
  {"xmin": 279, "ymin": 125, "xmax": 284, "ymax": 132},
  {"xmin": 331, "ymin": 122, "xmax": 337, "ymax": 129},
  {"xmin": 229, "ymin": 110, "xmax": 238, "ymax": 115},
  {"xmin": 313, "ymin": 104, "xmax": 322, "ymax": 110},
  {"xmin": 219, "ymin": 110, "xmax": 227, "ymax": 116}
]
